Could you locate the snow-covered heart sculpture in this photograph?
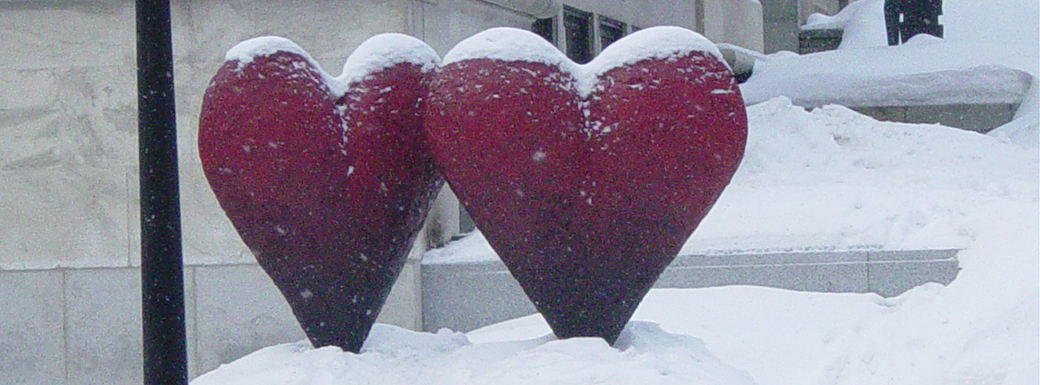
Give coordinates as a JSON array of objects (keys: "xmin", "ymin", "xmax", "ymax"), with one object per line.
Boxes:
[
  {"xmin": 199, "ymin": 35, "xmax": 442, "ymax": 352},
  {"xmin": 424, "ymin": 27, "xmax": 747, "ymax": 344}
]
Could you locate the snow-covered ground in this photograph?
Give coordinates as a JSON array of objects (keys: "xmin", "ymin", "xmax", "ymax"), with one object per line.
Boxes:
[
  {"xmin": 193, "ymin": 1, "xmax": 1038, "ymax": 384},
  {"xmin": 193, "ymin": 97, "xmax": 1038, "ymax": 385},
  {"xmin": 745, "ymin": 0, "xmax": 1038, "ymax": 147}
]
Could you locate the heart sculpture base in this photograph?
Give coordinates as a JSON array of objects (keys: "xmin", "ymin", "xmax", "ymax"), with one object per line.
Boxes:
[
  {"xmin": 199, "ymin": 35, "xmax": 441, "ymax": 352},
  {"xmin": 425, "ymin": 27, "xmax": 748, "ymax": 344}
]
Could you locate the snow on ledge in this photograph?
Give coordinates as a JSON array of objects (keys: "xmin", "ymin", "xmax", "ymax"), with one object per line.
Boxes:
[{"xmin": 442, "ymin": 27, "xmax": 729, "ymax": 97}]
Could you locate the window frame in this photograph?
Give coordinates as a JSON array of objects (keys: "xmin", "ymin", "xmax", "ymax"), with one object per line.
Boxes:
[{"xmin": 532, "ymin": 5, "xmax": 637, "ymax": 64}]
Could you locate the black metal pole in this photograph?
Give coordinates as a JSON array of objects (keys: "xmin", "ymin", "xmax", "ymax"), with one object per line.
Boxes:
[{"xmin": 137, "ymin": 0, "xmax": 187, "ymax": 384}]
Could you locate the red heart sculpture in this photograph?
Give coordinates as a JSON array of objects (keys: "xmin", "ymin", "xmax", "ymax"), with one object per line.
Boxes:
[
  {"xmin": 199, "ymin": 35, "xmax": 441, "ymax": 352},
  {"xmin": 424, "ymin": 27, "xmax": 747, "ymax": 344}
]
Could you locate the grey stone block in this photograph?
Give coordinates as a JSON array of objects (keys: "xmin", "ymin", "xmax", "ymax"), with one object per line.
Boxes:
[
  {"xmin": 0, "ymin": 166, "xmax": 131, "ymax": 270},
  {"xmin": 184, "ymin": 266, "xmax": 200, "ymax": 381},
  {"xmin": 869, "ymin": 249, "xmax": 958, "ymax": 262},
  {"xmin": 868, "ymin": 249, "xmax": 959, "ymax": 297},
  {"xmin": 904, "ymin": 103, "xmax": 1017, "ymax": 133},
  {"xmin": 851, "ymin": 105, "xmax": 908, "ymax": 124},
  {"xmin": 64, "ymin": 268, "xmax": 141, "ymax": 385},
  {"xmin": 668, "ymin": 251, "xmax": 869, "ymax": 267},
  {"xmin": 193, "ymin": 264, "xmax": 305, "ymax": 374},
  {"xmin": 0, "ymin": 2, "xmax": 134, "ymax": 71},
  {"xmin": 376, "ymin": 257, "xmax": 424, "ymax": 331},
  {"xmin": 177, "ymin": 161, "xmax": 253, "ymax": 267},
  {"xmin": 419, "ymin": 249, "xmax": 961, "ymax": 332},
  {"xmin": 0, "ymin": 270, "xmax": 65, "ymax": 385},
  {"xmin": 421, "ymin": 261, "xmax": 536, "ymax": 333},
  {"xmin": 851, "ymin": 104, "xmax": 1017, "ymax": 133},
  {"xmin": 658, "ymin": 251, "xmax": 870, "ymax": 293},
  {"xmin": 799, "ymin": 28, "xmax": 843, "ymax": 54}
]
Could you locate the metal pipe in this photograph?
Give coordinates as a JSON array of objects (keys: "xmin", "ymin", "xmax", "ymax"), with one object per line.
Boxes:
[{"xmin": 137, "ymin": 0, "xmax": 187, "ymax": 383}]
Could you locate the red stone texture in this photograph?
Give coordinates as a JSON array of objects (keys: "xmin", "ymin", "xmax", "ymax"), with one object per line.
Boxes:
[
  {"xmin": 199, "ymin": 52, "xmax": 441, "ymax": 352},
  {"xmin": 424, "ymin": 52, "xmax": 747, "ymax": 344}
]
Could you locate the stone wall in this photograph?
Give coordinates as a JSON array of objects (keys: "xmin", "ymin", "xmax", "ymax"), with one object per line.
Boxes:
[
  {"xmin": 701, "ymin": 0, "xmax": 765, "ymax": 52},
  {"xmin": 0, "ymin": 0, "xmax": 411, "ymax": 270}
]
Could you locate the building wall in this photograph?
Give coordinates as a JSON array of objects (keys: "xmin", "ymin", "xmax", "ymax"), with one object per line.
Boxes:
[
  {"xmin": 701, "ymin": 0, "xmax": 765, "ymax": 52},
  {"xmin": 559, "ymin": 0, "xmax": 697, "ymax": 30},
  {"xmin": 0, "ymin": 0, "xmax": 411, "ymax": 270},
  {"xmin": 763, "ymin": 0, "xmax": 849, "ymax": 53},
  {"xmin": 411, "ymin": 0, "xmax": 545, "ymax": 55}
]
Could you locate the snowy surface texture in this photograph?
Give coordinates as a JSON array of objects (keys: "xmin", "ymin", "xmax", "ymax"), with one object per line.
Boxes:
[
  {"xmin": 443, "ymin": 27, "xmax": 727, "ymax": 97},
  {"xmin": 194, "ymin": 98, "xmax": 1038, "ymax": 385},
  {"xmin": 743, "ymin": 0, "xmax": 1039, "ymax": 147},
  {"xmin": 194, "ymin": 2, "xmax": 1038, "ymax": 382},
  {"xmin": 225, "ymin": 33, "xmax": 439, "ymax": 96},
  {"xmin": 193, "ymin": 322, "xmax": 756, "ymax": 385}
]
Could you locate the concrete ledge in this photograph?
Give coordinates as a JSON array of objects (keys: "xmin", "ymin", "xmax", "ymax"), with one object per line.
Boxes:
[
  {"xmin": 0, "ymin": 260, "xmax": 421, "ymax": 384},
  {"xmin": 421, "ymin": 249, "xmax": 960, "ymax": 332},
  {"xmin": 851, "ymin": 103, "xmax": 1019, "ymax": 133}
]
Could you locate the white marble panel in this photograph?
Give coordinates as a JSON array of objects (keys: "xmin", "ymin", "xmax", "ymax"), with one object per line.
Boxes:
[{"xmin": 0, "ymin": 270, "xmax": 65, "ymax": 384}]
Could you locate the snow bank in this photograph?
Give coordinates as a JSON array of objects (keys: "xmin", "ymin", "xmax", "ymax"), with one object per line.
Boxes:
[
  {"xmin": 802, "ymin": 0, "xmax": 887, "ymax": 48},
  {"xmin": 192, "ymin": 322, "xmax": 756, "ymax": 385},
  {"xmin": 685, "ymin": 97, "xmax": 1038, "ymax": 253},
  {"xmin": 745, "ymin": 0, "xmax": 1039, "ymax": 147},
  {"xmin": 741, "ymin": 40, "xmax": 1035, "ymax": 108}
]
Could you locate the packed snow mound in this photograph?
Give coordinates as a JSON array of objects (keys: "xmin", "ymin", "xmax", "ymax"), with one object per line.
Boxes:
[
  {"xmin": 684, "ymin": 97, "xmax": 1037, "ymax": 253},
  {"xmin": 191, "ymin": 322, "xmax": 757, "ymax": 385},
  {"xmin": 741, "ymin": 42, "xmax": 1035, "ymax": 108},
  {"xmin": 747, "ymin": 0, "xmax": 1039, "ymax": 147},
  {"xmin": 802, "ymin": 0, "xmax": 1040, "ymax": 49}
]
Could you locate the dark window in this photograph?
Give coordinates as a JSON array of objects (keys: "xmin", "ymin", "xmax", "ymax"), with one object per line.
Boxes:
[
  {"xmin": 530, "ymin": 6, "xmax": 636, "ymax": 63},
  {"xmin": 599, "ymin": 16, "xmax": 625, "ymax": 50},
  {"xmin": 564, "ymin": 6, "xmax": 593, "ymax": 64},
  {"xmin": 533, "ymin": 17, "xmax": 555, "ymax": 44}
]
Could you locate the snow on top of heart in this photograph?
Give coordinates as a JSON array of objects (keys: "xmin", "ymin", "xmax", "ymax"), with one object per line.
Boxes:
[
  {"xmin": 338, "ymin": 33, "xmax": 440, "ymax": 89},
  {"xmin": 224, "ymin": 34, "xmax": 439, "ymax": 96},
  {"xmin": 226, "ymin": 36, "xmax": 319, "ymax": 69},
  {"xmin": 442, "ymin": 27, "xmax": 571, "ymax": 72},
  {"xmin": 587, "ymin": 26, "xmax": 728, "ymax": 77},
  {"xmin": 442, "ymin": 26, "xmax": 728, "ymax": 97}
]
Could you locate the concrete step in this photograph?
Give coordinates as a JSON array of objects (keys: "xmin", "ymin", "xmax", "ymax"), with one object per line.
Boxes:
[{"xmin": 421, "ymin": 249, "xmax": 959, "ymax": 332}]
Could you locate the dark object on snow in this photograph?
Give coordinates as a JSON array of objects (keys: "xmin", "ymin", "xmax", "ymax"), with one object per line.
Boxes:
[
  {"xmin": 199, "ymin": 37, "xmax": 442, "ymax": 353},
  {"xmin": 799, "ymin": 29, "xmax": 844, "ymax": 54},
  {"xmin": 137, "ymin": 0, "xmax": 189, "ymax": 384},
  {"xmin": 885, "ymin": 0, "xmax": 944, "ymax": 45},
  {"xmin": 423, "ymin": 29, "xmax": 747, "ymax": 345}
]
